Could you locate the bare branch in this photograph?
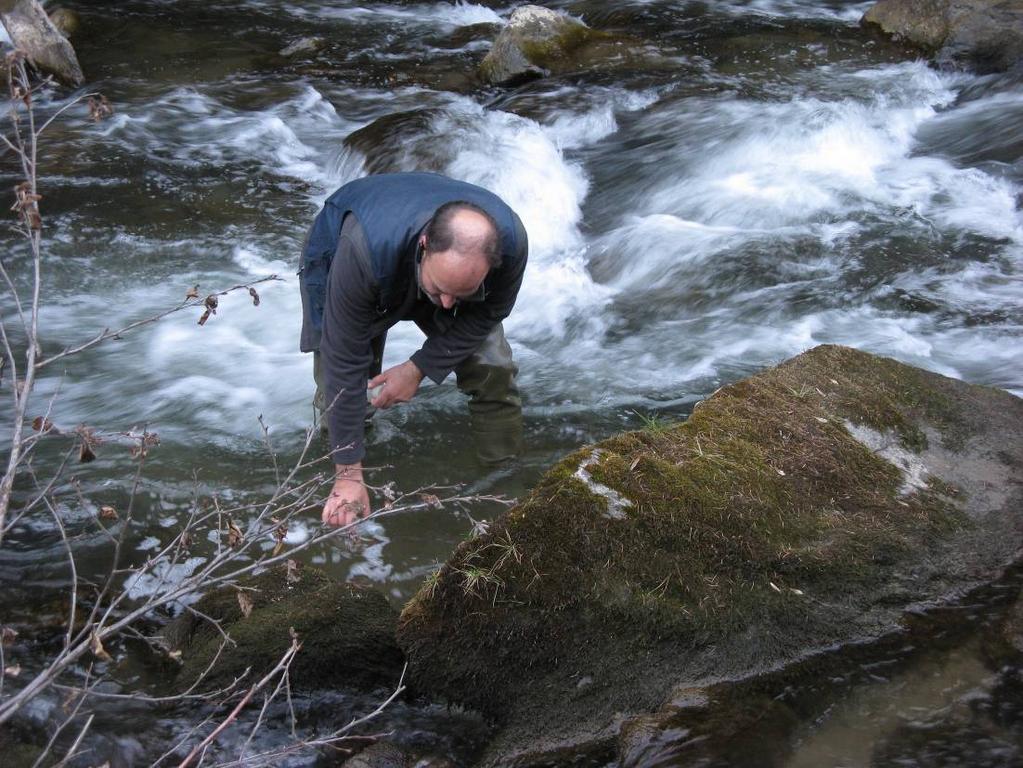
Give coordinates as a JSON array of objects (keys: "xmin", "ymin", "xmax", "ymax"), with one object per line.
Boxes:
[
  {"xmin": 34, "ymin": 275, "xmax": 282, "ymax": 371},
  {"xmin": 177, "ymin": 635, "xmax": 302, "ymax": 768}
]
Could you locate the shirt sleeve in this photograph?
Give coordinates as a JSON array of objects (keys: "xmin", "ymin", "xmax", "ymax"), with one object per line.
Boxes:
[
  {"xmin": 410, "ymin": 243, "xmax": 527, "ymax": 384},
  {"xmin": 320, "ymin": 224, "xmax": 379, "ymax": 465}
]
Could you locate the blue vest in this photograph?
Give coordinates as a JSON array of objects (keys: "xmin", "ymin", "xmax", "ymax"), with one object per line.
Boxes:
[{"xmin": 301, "ymin": 172, "xmax": 525, "ymax": 332}]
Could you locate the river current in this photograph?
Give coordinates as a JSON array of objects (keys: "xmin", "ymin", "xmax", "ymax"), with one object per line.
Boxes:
[{"xmin": 1, "ymin": 0, "xmax": 1022, "ymax": 765}]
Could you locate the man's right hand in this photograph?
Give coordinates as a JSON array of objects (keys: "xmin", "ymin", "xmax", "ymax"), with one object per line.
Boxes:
[{"xmin": 322, "ymin": 464, "xmax": 370, "ymax": 527}]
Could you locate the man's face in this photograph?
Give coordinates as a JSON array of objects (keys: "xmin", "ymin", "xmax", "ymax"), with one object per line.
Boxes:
[{"xmin": 417, "ymin": 242, "xmax": 489, "ymax": 310}]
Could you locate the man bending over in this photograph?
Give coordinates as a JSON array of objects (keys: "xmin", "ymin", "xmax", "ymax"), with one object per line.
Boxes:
[{"xmin": 299, "ymin": 172, "xmax": 529, "ymax": 526}]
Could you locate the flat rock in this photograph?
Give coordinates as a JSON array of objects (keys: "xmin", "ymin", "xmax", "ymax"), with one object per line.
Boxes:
[{"xmin": 397, "ymin": 344, "xmax": 1023, "ymax": 765}]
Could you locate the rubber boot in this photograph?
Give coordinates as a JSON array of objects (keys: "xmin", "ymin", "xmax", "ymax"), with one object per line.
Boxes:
[{"xmin": 454, "ymin": 323, "xmax": 523, "ymax": 464}]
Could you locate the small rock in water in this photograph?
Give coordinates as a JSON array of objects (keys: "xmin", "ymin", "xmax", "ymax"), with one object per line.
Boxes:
[
  {"xmin": 48, "ymin": 8, "xmax": 81, "ymax": 39},
  {"xmin": 279, "ymin": 36, "xmax": 325, "ymax": 58}
]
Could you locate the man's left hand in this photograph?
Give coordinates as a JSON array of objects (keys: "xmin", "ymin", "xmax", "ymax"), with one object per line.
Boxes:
[{"xmin": 369, "ymin": 360, "xmax": 425, "ymax": 408}]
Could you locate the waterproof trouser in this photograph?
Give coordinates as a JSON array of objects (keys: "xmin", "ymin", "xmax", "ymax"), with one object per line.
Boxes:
[{"xmin": 312, "ymin": 321, "xmax": 523, "ymax": 465}]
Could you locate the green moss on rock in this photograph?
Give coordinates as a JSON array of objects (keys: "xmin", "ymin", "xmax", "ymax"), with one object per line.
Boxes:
[
  {"xmin": 397, "ymin": 345, "xmax": 1023, "ymax": 760},
  {"xmin": 168, "ymin": 565, "xmax": 404, "ymax": 692},
  {"xmin": 479, "ymin": 5, "xmax": 626, "ymax": 85}
]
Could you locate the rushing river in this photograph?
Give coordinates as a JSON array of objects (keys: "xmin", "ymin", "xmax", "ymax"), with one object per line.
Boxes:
[{"xmin": 1, "ymin": 0, "xmax": 1022, "ymax": 765}]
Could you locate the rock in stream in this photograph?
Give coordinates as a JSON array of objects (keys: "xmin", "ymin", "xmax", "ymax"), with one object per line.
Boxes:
[
  {"xmin": 863, "ymin": 0, "xmax": 1023, "ymax": 72},
  {"xmin": 397, "ymin": 344, "xmax": 1023, "ymax": 766}
]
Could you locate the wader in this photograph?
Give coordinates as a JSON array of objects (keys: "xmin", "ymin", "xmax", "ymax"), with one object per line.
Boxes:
[{"xmin": 311, "ymin": 325, "xmax": 522, "ymax": 465}]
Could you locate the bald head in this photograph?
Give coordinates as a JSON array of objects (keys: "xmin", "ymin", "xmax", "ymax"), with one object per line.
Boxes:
[{"xmin": 423, "ymin": 201, "xmax": 502, "ymax": 270}]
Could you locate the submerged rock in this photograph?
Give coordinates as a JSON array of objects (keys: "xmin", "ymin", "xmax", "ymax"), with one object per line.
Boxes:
[
  {"xmin": 862, "ymin": 0, "xmax": 1023, "ymax": 73},
  {"xmin": 397, "ymin": 344, "xmax": 1023, "ymax": 765},
  {"xmin": 341, "ymin": 742, "xmax": 415, "ymax": 768},
  {"xmin": 163, "ymin": 565, "xmax": 404, "ymax": 692},
  {"xmin": 480, "ymin": 5, "xmax": 627, "ymax": 85},
  {"xmin": 278, "ymin": 36, "xmax": 325, "ymax": 58}
]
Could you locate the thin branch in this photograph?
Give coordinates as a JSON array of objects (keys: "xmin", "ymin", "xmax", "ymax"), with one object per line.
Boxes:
[
  {"xmin": 34, "ymin": 276, "xmax": 282, "ymax": 371},
  {"xmin": 177, "ymin": 635, "xmax": 302, "ymax": 768},
  {"xmin": 34, "ymin": 91, "xmax": 100, "ymax": 138},
  {"xmin": 206, "ymin": 665, "xmax": 408, "ymax": 768},
  {"xmin": 51, "ymin": 714, "xmax": 96, "ymax": 768}
]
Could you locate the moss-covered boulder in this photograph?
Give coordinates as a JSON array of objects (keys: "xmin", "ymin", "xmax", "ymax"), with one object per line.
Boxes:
[
  {"xmin": 862, "ymin": 0, "xmax": 1023, "ymax": 73},
  {"xmin": 164, "ymin": 565, "xmax": 404, "ymax": 692},
  {"xmin": 480, "ymin": 5, "xmax": 628, "ymax": 85},
  {"xmin": 397, "ymin": 344, "xmax": 1023, "ymax": 765}
]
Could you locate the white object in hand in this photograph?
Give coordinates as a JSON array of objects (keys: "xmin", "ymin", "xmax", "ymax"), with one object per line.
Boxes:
[{"xmin": 367, "ymin": 384, "xmax": 384, "ymax": 403}]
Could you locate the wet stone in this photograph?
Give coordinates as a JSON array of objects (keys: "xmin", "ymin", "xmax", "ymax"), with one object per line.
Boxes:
[
  {"xmin": 278, "ymin": 36, "xmax": 326, "ymax": 58},
  {"xmin": 479, "ymin": 5, "xmax": 634, "ymax": 85},
  {"xmin": 863, "ymin": 0, "xmax": 1023, "ymax": 73}
]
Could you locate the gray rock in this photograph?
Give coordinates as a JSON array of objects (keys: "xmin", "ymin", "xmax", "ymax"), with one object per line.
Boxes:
[
  {"xmin": 398, "ymin": 344, "xmax": 1023, "ymax": 765},
  {"xmin": 342, "ymin": 742, "xmax": 414, "ymax": 768},
  {"xmin": 863, "ymin": 0, "xmax": 1023, "ymax": 73},
  {"xmin": 278, "ymin": 36, "xmax": 325, "ymax": 58},
  {"xmin": 0, "ymin": 0, "xmax": 84, "ymax": 86}
]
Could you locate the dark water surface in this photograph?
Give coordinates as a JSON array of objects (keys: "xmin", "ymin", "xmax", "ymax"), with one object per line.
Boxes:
[{"xmin": 1, "ymin": 0, "xmax": 1021, "ymax": 765}]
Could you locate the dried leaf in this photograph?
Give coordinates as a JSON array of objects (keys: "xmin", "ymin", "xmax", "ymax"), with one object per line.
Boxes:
[
  {"xmin": 629, "ymin": 456, "xmax": 642, "ymax": 471},
  {"xmin": 285, "ymin": 558, "xmax": 301, "ymax": 584},
  {"xmin": 237, "ymin": 590, "xmax": 254, "ymax": 618},
  {"xmin": 61, "ymin": 686, "xmax": 79, "ymax": 713},
  {"xmin": 76, "ymin": 426, "xmax": 101, "ymax": 463},
  {"xmin": 272, "ymin": 540, "xmax": 285, "ymax": 558},
  {"xmin": 31, "ymin": 416, "xmax": 54, "ymax": 432},
  {"xmin": 248, "ymin": 287, "xmax": 260, "ymax": 306},
  {"xmin": 87, "ymin": 94, "xmax": 113, "ymax": 122},
  {"xmin": 271, "ymin": 516, "xmax": 287, "ymax": 543},
  {"xmin": 3, "ymin": 664, "xmax": 21, "ymax": 678},
  {"xmin": 185, "ymin": 284, "xmax": 199, "ymax": 300},
  {"xmin": 226, "ymin": 518, "xmax": 243, "ymax": 548},
  {"xmin": 99, "ymin": 505, "xmax": 118, "ymax": 521},
  {"xmin": 78, "ymin": 440, "xmax": 96, "ymax": 463},
  {"xmin": 90, "ymin": 633, "xmax": 112, "ymax": 662},
  {"xmin": 197, "ymin": 295, "xmax": 219, "ymax": 326},
  {"xmin": 1, "ymin": 626, "xmax": 17, "ymax": 646},
  {"xmin": 768, "ymin": 582, "xmax": 782, "ymax": 593},
  {"xmin": 420, "ymin": 493, "xmax": 442, "ymax": 510}
]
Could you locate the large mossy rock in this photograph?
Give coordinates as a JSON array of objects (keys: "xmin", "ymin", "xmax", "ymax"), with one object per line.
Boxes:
[
  {"xmin": 862, "ymin": 0, "xmax": 1023, "ymax": 72},
  {"xmin": 165, "ymin": 565, "xmax": 404, "ymax": 692},
  {"xmin": 480, "ymin": 5, "xmax": 620, "ymax": 85},
  {"xmin": 397, "ymin": 344, "xmax": 1023, "ymax": 765}
]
